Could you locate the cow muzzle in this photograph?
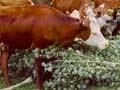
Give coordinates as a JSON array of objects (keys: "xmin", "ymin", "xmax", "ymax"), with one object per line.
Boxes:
[{"xmin": 98, "ymin": 40, "xmax": 109, "ymax": 49}]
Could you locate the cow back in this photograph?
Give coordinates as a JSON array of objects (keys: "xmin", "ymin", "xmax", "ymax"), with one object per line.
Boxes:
[{"xmin": 0, "ymin": 5, "xmax": 81, "ymax": 49}]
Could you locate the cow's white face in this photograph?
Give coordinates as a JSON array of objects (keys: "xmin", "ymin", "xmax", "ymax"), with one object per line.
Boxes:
[
  {"xmin": 96, "ymin": 14, "xmax": 112, "ymax": 28},
  {"xmin": 83, "ymin": 7, "xmax": 109, "ymax": 49},
  {"xmin": 71, "ymin": 7, "xmax": 109, "ymax": 49},
  {"xmin": 96, "ymin": 13, "xmax": 120, "ymax": 36},
  {"xmin": 105, "ymin": 19, "xmax": 119, "ymax": 36}
]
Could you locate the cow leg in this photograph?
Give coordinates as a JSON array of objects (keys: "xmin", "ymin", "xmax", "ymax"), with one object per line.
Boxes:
[
  {"xmin": 34, "ymin": 62, "xmax": 44, "ymax": 90},
  {"xmin": 34, "ymin": 57, "xmax": 57, "ymax": 90},
  {"xmin": 0, "ymin": 44, "xmax": 10, "ymax": 86}
]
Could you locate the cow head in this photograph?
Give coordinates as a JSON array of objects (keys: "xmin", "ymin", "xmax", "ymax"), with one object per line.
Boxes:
[
  {"xmin": 105, "ymin": 19, "xmax": 120, "ymax": 36},
  {"xmin": 72, "ymin": 7, "xmax": 109, "ymax": 49},
  {"xmin": 95, "ymin": 13, "xmax": 113, "ymax": 35},
  {"xmin": 96, "ymin": 9, "xmax": 120, "ymax": 36},
  {"xmin": 96, "ymin": 13, "xmax": 112, "ymax": 28}
]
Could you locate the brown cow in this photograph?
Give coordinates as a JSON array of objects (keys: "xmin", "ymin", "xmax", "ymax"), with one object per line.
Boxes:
[
  {"xmin": 93, "ymin": 0, "xmax": 120, "ymax": 14},
  {"xmin": 0, "ymin": 5, "xmax": 108, "ymax": 87},
  {"xmin": 94, "ymin": 0, "xmax": 120, "ymax": 9},
  {"xmin": 52, "ymin": 0, "xmax": 120, "ymax": 14},
  {"xmin": 52, "ymin": 0, "xmax": 90, "ymax": 13},
  {"xmin": 0, "ymin": 0, "xmax": 34, "ymax": 6}
]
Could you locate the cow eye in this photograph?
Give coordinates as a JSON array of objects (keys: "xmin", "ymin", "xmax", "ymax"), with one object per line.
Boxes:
[{"xmin": 92, "ymin": 32, "xmax": 97, "ymax": 35}]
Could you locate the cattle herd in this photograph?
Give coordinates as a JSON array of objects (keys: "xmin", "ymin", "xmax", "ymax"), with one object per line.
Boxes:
[{"xmin": 0, "ymin": 0, "xmax": 119, "ymax": 90}]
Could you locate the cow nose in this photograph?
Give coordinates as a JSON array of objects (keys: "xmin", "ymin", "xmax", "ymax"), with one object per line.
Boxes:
[
  {"xmin": 105, "ymin": 40, "xmax": 109, "ymax": 46},
  {"xmin": 104, "ymin": 40, "xmax": 109, "ymax": 49},
  {"xmin": 105, "ymin": 42, "xmax": 108, "ymax": 47},
  {"xmin": 98, "ymin": 40, "xmax": 109, "ymax": 50}
]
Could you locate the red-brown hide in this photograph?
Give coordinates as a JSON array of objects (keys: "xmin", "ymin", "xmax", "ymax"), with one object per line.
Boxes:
[
  {"xmin": 52, "ymin": 0, "xmax": 90, "ymax": 13},
  {"xmin": 93, "ymin": 0, "xmax": 120, "ymax": 14},
  {"xmin": 52, "ymin": 0, "xmax": 120, "ymax": 14}
]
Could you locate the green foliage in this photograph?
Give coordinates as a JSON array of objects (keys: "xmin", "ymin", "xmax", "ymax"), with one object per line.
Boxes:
[
  {"xmin": 9, "ymin": 49, "xmax": 35, "ymax": 76},
  {"xmin": 42, "ymin": 36, "xmax": 120, "ymax": 89},
  {"xmin": 1, "ymin": 36, "xmax": 120, "ymax": 90}
]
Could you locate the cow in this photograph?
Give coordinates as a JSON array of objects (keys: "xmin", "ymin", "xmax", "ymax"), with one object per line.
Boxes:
[
  {"xmin": 105, "ymin": 9, "xmax": 120, "ymax": 36},
  {"xmin": 91, "ymin": 0, "xmax": 120, "ymax": 36},
  {"xmin": 0, "ymin": 0, "xmax": 34, "ymax": 6},
  {"xmin": 52, "ymin": 0, "xmax": 120, "ymax": 15},
  {"xmin": 93, "ymin": 0, "xmax": 120, "ymax": 11},
  {"xmin": 52, "ymin": 0, "xmax": 91, "ymax": 13},
  {"xmin": 92, "ymin": 0, "xmax": 120, "ymax": 18},
  {"xmin": 51, "ymin": 0, "xmax": 120, "ymax": 32},
  {"xmin": 0, "ymin": 5, "xmax": 108, "ymax": 87},
  {"xmin": 95, "ymin": 8, "xmax": 120, "ymax": 36},
  {"xmin": 95, "ymin": 12, "xmax": 112, "ymax": 34}
]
